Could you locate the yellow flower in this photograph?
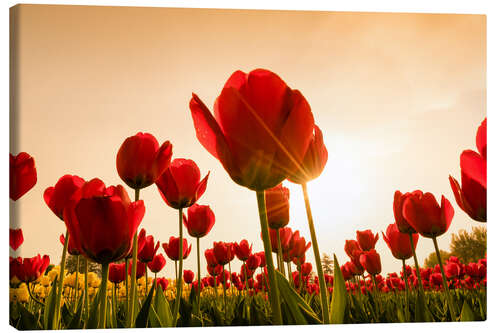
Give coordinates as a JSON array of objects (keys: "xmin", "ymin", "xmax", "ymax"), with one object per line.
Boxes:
[
  {"xmin": 10, "ymin": 276, "xmax": 21, "ymax": 285},
  {"xmin": 15, "ymin": 286, "xmax": 29, "ymax": 303},
  {"xmin": 40, "ymin": 275, "xmax": 51, "ymax": 287}
]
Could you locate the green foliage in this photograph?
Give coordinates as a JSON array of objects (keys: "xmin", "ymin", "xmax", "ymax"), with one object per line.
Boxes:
[
  {"xmin": 424, "ymin": 250, "xmax": 451, "ymax": 268},
  {"xmin": 321, "ymin": 253, "xmax": 334, "ymax": 275},
  {"xmin": 65, "ymin": 254, "xmax": 101, "ymax": 275},
  {"xmin": 450, "ymin": 226, "xmax": 486, "ymax": 263}
]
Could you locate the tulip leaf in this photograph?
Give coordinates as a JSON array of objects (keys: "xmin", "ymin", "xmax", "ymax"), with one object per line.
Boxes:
[
  {"xmin": 44, "ymin": 276, "xmax": 58, "ymax": 330},
  {"xmin": 154, "ymin": 284, "xmax": 173, "ymax": 326},
  {"xmin": 460, "ymin": 299, "xmax": 475, "ymax": 322},
  {"xmin": 86, "ymin": 284, "xmax": 103, "ymax": 329},
  {"xmin": 329, "ymin": 254, "xmax": 347, "ymax": 324},
  {"xmin": 135, "ymin": 281, "xmax": 155, "ymax": 328},
  {"xmin": 68, "ymin": 295, "xmax": 84, "ymax": 329},
  {"xmin": 19, "ymin": 303, "xmax": 42, "ymax": 330}
]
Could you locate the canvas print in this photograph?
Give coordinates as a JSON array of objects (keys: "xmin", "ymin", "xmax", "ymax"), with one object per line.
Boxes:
[{"xmin": 9, "ymin": 4, "xmax": 486, "ymax": 329}]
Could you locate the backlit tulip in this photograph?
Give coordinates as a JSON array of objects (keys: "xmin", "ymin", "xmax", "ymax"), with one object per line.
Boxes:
[
  {"xmin": 207, "ymin": 264, "xmax": 223, "ymax": 277},
  {"xmin": 155, "ymin": 158, "xmax": 208, "ymax": 209},
  {"xmin": 402, "ymin": 191, "xmax": 454, "ymax": 238},
  {"xmin": 344, "ymin": 240, "xmax": 362, "ymax": 258},
  {"xmin": 183, "ymin": 204, "xmax": 215, "ymax": 238},
  {"xmin": 183, "ymin": 270, "xmax": 194, "ymax": 284},
  {"xmin": 393, "ymin": 190, "xmax": 418, "ymax": 234},
  {"xmin": 287, "ymin": 125, "xmax": 328, "ymax": 184},
  {"xmin": 109, "ymin": 263, "xmax": 126, "ymax": 284},
  {"xmin": 289, "ymin": 234, "xmax": 311, "ymax": 259},
  {"xmin": 116, "ymin": 132, "xmax": 172, "ymax": 190},
  {"xmin": 234, "ymin": 240, "xmax": 252, "ymax": 261},
  {"xmin": 382, "ymin": 223, "xmax": 418, "ymax": 260},
  {"xmin": 148, "ymin": 254, "xmax": 166, "ymax": 273},
  {"xmin": 137, "ymin": 229, "xmax": 160, "ymax": 263},
  {"xmin": 44, "ymin": 175, "xmax": 85, "ymax": 220},
  {"xmin": 264, "ymin": 183, "xmax": 290, "ymax": 229},
  {"xmin": 189, "ymin": 69, "xmax": 315, "ymax": 191},
  {"xmin": 62, "ymin": 178, "xmax": 145, "ymax": 264},
  {"xmin": 14, "ymin": 254, "xmax": 50, "ymax": 283},
  {"xmin": 9, "ymin": 228, "xmax": 23, "ymax": 251},
  {"xmin": 163, "ymin": 237, "xmax": 192, "ymax": 261},
  {"xmin": 267, "ymin": 228, "xmax": 292, "ymax": 253},
  {"xmin": 356, "ymin": 230, "xmax": 379, "ymax": 251},
  {"xmin": 476, "ymin": 118, "xmax": 486, "ymax": 159},
  {"xmin": 360, "ymin": 250, "xmax": 381, "ymax": 276},
  {"xmin": 213, "ymin": 242, "xmax": 233, "ymax": 265},
  {"xmin": 10, "ymin": 152, "xmax": 37, "ymax": 201},
  {"xmin": 246, "ymin": 254, "xmax": 261, "ymax": 270}
]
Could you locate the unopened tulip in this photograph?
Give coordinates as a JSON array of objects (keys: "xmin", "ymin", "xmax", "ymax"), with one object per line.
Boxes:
[
  {"xmin": 213, "ymin": 242, "xmax": 233, "ymax": 265},
  {"xmin": 109, "ymin": 263, "xmax": 126, "ymax": 284},
  {"xmin": 183, "ymin": 270, "xmax": 194, "ymax": 284},
  {"xmin": 360, "ymin": 250, "xmax": 381, "ymax": 276},
  {"xmin": 234, "ymin": 240, "xmax": 252, "ymax": 261},
  {"xmin": 183, "ymin": 204, "xmax": 215, "ymax": 238},
  {"xmin": 356, "ymin": 230, "xmax": 379, "ymax": 251},
  {"xmin": 10, "ymin": 152, "xmax": 37, "ymax": 201},
  {"xmin": 148, "ymin": 254, "xmax": 166, "ymax": 273},
  {"xmin": 264, "ymin": 183, "xmax": 290, "ymax": 229},
  {"xmin": 382, "ymin": 223, "xmax": 419, "ymax": 260}
]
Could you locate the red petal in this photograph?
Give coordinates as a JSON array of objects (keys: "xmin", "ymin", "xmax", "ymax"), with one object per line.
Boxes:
[
  {"xmin": 460, "ymin": 150, "xmax": 486, "ymax": 188},
  {"xmin": 476, "ymin": 118, "xmax": 487, "ymax": 159}
]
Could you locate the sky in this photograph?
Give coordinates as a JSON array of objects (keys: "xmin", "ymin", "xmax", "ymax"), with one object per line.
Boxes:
[{"xmin": 10, "ymin": 4, "xmax": 486, "ymax": 277}]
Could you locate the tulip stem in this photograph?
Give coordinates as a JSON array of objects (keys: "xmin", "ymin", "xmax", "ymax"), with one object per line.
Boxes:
[
  {"xmin": 287, "ymin": 261, "xmax": 293, "ymax": 286},
  {"xmin": 127, "ymin": 188, "xmax": 140, "ymax": 327},
  {"xmin": 145, "ymin": 267, "xmax": 149, "ymax": 299},
  {"xmin": 432, "ymin": 236, "xmax": 457, "ymax": 321},
  {"xmin": 124, "ymin": 259, "xmax": 129, "ymax": 313},
  {"xmin": 99, "ymin": 262, "xmax": 109, "ymax": 329},
  {"xmin": 402, "ymin": 259, "xmax": 410, "ymax": 322},
  {"xmin": 172, "ymin": 208, "xmax": 184, "ymax": 327},
  {"xmin": 27, "ymin": 282, "xmax": 45, "ymax": 306},
  {"xmin": 256, "ymin": 190, "xmax": 283, "ymax": 325},
  {"xmin": 54, "ymin": 229, "xmax": 69, "ymax": 329},
  {"xmin": 73, "ymin": 255, "xmax": 80, "ymax": 312},
  {"xmin": 83, "ymin": 258, "xmax": 89, "ymax": 321},
  {"xmin": 409, "ymin": 234, "xmax": 424, "ymax": 292},
  {"xmin": 301, "ymin": 183, "xmax": 330, "ymax": 324},
  {"xmin": 276, "ymin": 230, "xmax": 285, "ymax": 274},
  {"xmin": 222, "ymin": 264, "xmax": 227, "ymax": 313},
  {"xmin": 196, "ymin": 237, "xmax": 201, "ymax": 315}
]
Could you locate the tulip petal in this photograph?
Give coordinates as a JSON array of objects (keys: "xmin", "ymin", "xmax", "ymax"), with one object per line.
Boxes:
[
  {"xmin": 476, "ymin": 118, "xmax": 487, "ymax": 159},
  {"xmin": 460, "ymin": 150, "xmax": 486, "ymax": 189}
]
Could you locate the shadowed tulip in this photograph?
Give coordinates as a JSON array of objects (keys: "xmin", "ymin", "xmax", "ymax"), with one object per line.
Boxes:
[
  {"xmin": 9, "ymin": 228, "xmax": 23, "ymax": 251},
  {"xmin": 109, "ymin": 263, "xmax": 127, "ymax": 284},
  {"xmin": 14, "ymin": 254, "xmax": 50, "ymax": 283},
  {"xmin": 10, "ymin": 152, "xmax": 37, "ymax": 201},
  {"xmin": 183, "ymin": 204, "xmax": 215, "ymax": 238},
  {"xmin": 163, "ymin": 237, "xmax": 192, "ymax": 261},
  {"xmin": 205, "ymin": 248, "xmax": 218, "ymax": 267},
  {"xmin": 183, "ymin": 270, "xmax": 194, "ymax": 284},
  {"xmin": 60, "ymin": 234, "xmax": 80, "ymax": 256},
  {"xmin": 213, "ymin": 242, "xmax": 233, "ymax": 265},
  {"xmin": 148, "ymin": 254, "xmax": 166, "ymax": 273}
]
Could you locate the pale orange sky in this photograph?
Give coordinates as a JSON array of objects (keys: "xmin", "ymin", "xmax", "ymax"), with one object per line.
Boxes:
[{"xmin": 10, "ymin": 4, "xmax": 486, "ymax": 277}]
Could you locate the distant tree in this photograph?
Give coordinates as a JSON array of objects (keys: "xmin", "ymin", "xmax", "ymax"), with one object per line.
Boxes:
[
  {"xmin": 65, "ymin": 254, "xmax": 101, "ymax": 277},
  {"xmin": 424, "ymin": 250, "xmax": 451, "ymax": 268},
  {"xmin": 450, "ymin": 226, "xmax": 486, "ymax": 263},
  {"xmin": 321, "ymin": 253, "xmax": 334, "ymax": 275}
]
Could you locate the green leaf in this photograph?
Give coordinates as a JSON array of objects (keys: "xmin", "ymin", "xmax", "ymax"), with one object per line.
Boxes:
[
  {"xmin": 154, "ymin": 284, "xmax": 173, "ymax": 327},
  {"xmin": 460, "ymin": 299, "xmax": 475, "ymax": 322},
  {"xmin": 18, "ymin": 303, "xmax": 42, "ymax": 330},
  {"xmin": 135, "ymin": 280, "xmax": 156, "ymax": 328},
  {"xmin": 68, "ymin": 295, "xmax": 84, "ymax": 329},
  {"xmin": 44, "ymin": 276, "xmax": 58, "ymax": 330},
  {"xmin": 86, "ymin": 285, "xmax": 103, "ymax": 329},
  {"xmin": 329, "ymin": 254, "xmax": 347, "ymax": 324}
]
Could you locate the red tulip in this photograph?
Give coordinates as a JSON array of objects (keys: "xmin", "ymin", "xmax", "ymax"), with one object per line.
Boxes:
[
  {"xmin": 349, "ymin": 251, "xmax": 365, "ymax": 275},
  {"xmin": 189, "ymin": 69, "xmax": 315, "ymax": 191},
  {"xmin": 60, "ymin": 234, "xmax": 80, "ymax": 256},
  {"xmin": 266, "ymin": 227, "xmax": 292, "ymax": 253},
  {"xmin": 9, "ymin": 228, "xmax": 23, "ymax": 251},
  {"xmin": 62, "ymin": 178, "xmax": 145, "ymax": 264},
  {"xmin": 234, "ymin": 239, "xmax": 252, "ymax": 261},
  {"xmin": 255, "ymin": 251, "xmax": 266, "ymax": 268},
  {"xmin": 264, "ymin": 183, "xmax": 290, "ymax": 229},
  {"xmin": 10, "ymin": 152, "xmax": 37, "ymax": 201},
  {"xmin": 393, "ymin": 190, "xmax": 418, "ymax": 234},
  {"xmin": 246, "ymin": 254, "xmax": 262, "ymax": 270},
  {"xmin": 356, "ymin": 230, "xmax": 379, "ymax": 251},
  {"xmin": 116, "ymin": 132, "xmax": 172, "ymax": 190},
  {"xmin": 449, "ymin": 151, "xmax": 486, "ymax": 222},
  {"xmin": 402, "ymin": 191, "xmax": 454, "ymax": 238},
  {"xmin": 289, "ymin": 234, "xmax": 311, "ymax": 259},
  {"xmin": 476, "ymin": 118, "xmax": 486, "ymax": 159},
  {"xmin": 109, "ymin": 262, "xmax": 127, "ymax": 284},
  {"xmin": 157, "ymin": 277, "xmax": 169, "ymax": 291},
  {"xmin": 382, "ymin": 223, "xmax": 418, "ymax": 260},
  {"xmin": 10, "ymin": 257, "xmax": 22, "ymax": 280},
  {"xmin": 128, "ymin": 260, "xmax": 146, "ymax": 278},
  {"xmin": 430, "ymin": 273, "xmax": 443, "ymax": 289},
  {"xmin": 137, "ymin": 229, "xmax": 160, "ymax": 263},
  {"xmin": 445, "ymin": 262, "xmax": 460, "ymax": 279},
  {"xmin": 207, "ymin": 264, "xmax": 223, "ymax": 277},
  {"xmin": 213, "ymin": 242, "xmax": 233, "ymax": 265},
  {"xmin": 204, "ymin": 248, "xmax": 218, "ymax": 267},
  {"xmin": 162, "ymin": 236, "xmax": 192, "ymax": 261},
  {"xmin": 301, "ymin": 262, "xmax": 313, "ymax": 276},
  {"xmin": 44, "ymin": 175, "xmax": 85, "ymax": 220},
  {"xmin": 359, "ymin": 250, "xmax": 381, "ymax": 276},
  {"xmin": 344, "ymin": 240, "xmax": 362, "ymax": 258},
  {"xmin": 183, "ymin": 204, "xmax": 215, "ymax": 238},
  {"xmin": 148, "ymin": 254, "xmax": 166, "ymax": 273},
  {"xmin": 341, "ymin": 263, "xmax": 353, "ymax": 281},
  {"xmin": 14, "ymin": 254, "xmax": 50, "ymax": 283},
  {"xmin": 155, "ymin": 158, "xmax": 209, "ymax": 209},
  {"xmin": 183, "ymin": 269, "xmax": 194, "ymax": 284},
  {"xmin": 288, "ymin": 125, "xmax": 328, "ymax": 184}
]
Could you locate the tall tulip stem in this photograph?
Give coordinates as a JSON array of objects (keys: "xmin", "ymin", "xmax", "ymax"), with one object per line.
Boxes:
[
  {"xmin": 256, "ymin": 190, "xmax": 283, "ymax": 325},
  {"xmin": 276, "ymin": 230, "xmax": 285, "ymax": 274},
  {"xmin": 127, "ymin": 188, "xmax": 140, "ymax": 327},
  {"xmin": 83, "ymin": 258, "xmax": 89, "ymax": 321},
  {"xmin": 301, "ymin": 183, "xmax": 330, "ymax": 324},
  {"xmin": 196, "ymin": 237, "xmax": 201, "ymax": 314},
  {"xmin": 409, "ymin": 234, "xmax": 424, "ymax": 292},
  {"xmin": 172, "ymin": 208, "xmax": 184, "ymax": 327},
  {"xmin": 73, "ymin": 255, "xmax": 80, "ymax": 312},
  {"xmin": 402, "ymin": 259, "xmax": 410, "ymax": 321},
  {"xmin": 99, "ymin": 263, "xmax": 109, "ymax": 329},
  {"xmin": 54, "ymin": 229, "xmax": 69, "ymax": 329},
  {"xmin": 432, "ymin": 236, "xmax": 457, "ymax": 321}
]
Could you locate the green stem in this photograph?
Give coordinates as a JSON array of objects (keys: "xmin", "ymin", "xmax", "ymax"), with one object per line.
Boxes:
[
  {"xmin": 276, "ymin": 230, "xmax": 285, "ymax": 274},
  {"xmin": 127, "ymin": 188, "xmax": 140, "ymax": 327},
  {"xmin": 301, "ymin": 183, "xmax": 330, "ymax": 324},
  {"xmin": 73, "ymin": 255, "xmax": 80, "ymax": 312},
  {"xmin": 222, "ymin": 264, "xmax": 227, "ymax": 313},
  {"xmin": 402, "ymin": 259, "xmax": 410, "ymax": 322},
  {"xmin": 172, "ymin": 208, "xmax": 184, "ymax": 326},
  {"xmin": 432, "ymin": 236, "xmax": 457, "ymax": 321},
  {"xmin": 27, "ymin": 282, "xmax": 45, "ymax": 306},
  {"xmin": 54, "ymin": 229, "xmax": 69, "ymax": 329},
  {"xmin": 83, "ymin": 258, "xmax": 89, "ymax": 321},
  {"xmin": 409, "ymin": 234, "xmax": 424, "ymax": 292},
  {"xmin": 99, "ymin": 263, "xmax": 109, "ymax": 329},
  {"xmin": 197, "ymin": 237, "xmax": 201, "ymax": 315},
  {"xmin": 145, "ymin": 267, "xmax": 148, "ymax": 299},
  {"xmin": 243, "ymin": 261, "xmax": 249, "ymax": 292},
  {"xmin": 124, "ymin": 259, "xmax": 129, "ymax": 314},
  {"xmin": 256, "ymin": 190, "xmax": 282, "ymax": 325},
  {"xmin": 287, "ymin": 261, "xmax": 293, "ymax": 286}
]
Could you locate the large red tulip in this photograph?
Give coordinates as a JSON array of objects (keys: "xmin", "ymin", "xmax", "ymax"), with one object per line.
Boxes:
[
  {"xmin": 189, "ymin": 69, "xmax": 315, "ymax": 191},
  {"xmin": 393, "ymin": 190, "xmax": 418, "ymax": 234},
  {"xmin": 62, "ymin": 178, "xmax": 145, "ymax": 264},
  {"xmin": 109, "ymin": 262, "xmax": 127, "ymax": 284},
  {"xmin": 476, "ymin": 118, "xmax": 486, "ymax": 159},
  {"xmin": 234, "ymin": 239, "xmax": 252, "ymax": 261},
  {"xmin": 382, "ymin": 223, "xmax": 419, "ymax": 260},
  {"xmin": 162, "ymin": 237, "xmax": 192, "ymax": 261},
  {"xmin": 356, "ymin": 230, "xmax": 379, "ymax": 251},
  {"xmin": 183, "ymin": 204, "xmax": 215, "ymax": 238},
  {"xmin": 213, "ymin": 241, "xmax": 233, "ymax": 265},
  {"xmin": 44, "ymin": 175, "xmax": 85, "ymax": 220},
  {"xmin": 9, "ymin": 228, "xmax": 23, "ymax": 251},
  {"xmin": 137, "ymin": 229, "xmax": 160, "ymax": 263},
  {"xmin": 13, "ymin": 254, "xmax": 50, "ymax": 283},
  {"xmin": 287, "ymin": 125, "xmax": 328, "ymax": 184},
  {"xmin": 10, "ymin": 152, "xmax": 37, "ymax": 201},
  {"xmin": 264, "ymin": 183, "xmax": 290, "ymax": 229},
  {"xmin": 360, "ymin": 249, "xmax": 381, "ymax": 276},
  {"xmin": 116, "ymin": 132, "xmax": 172, "ymax": 190},
  {"xmin": 402, "ymin": 191, "xmax": 454, "ymax": 238},
  {"xmin": 156, "ymin": 158, "xmax": 209, "ymax": 209},
  {"xmin": 148, "ymin": 253, "xmax": 166, "ymax": 273}
]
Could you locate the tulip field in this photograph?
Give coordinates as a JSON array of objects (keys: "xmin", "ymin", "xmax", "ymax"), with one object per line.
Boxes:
[{"xmin": 9, "ymin": 69, "xmax": 486, "ymax": 329}]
